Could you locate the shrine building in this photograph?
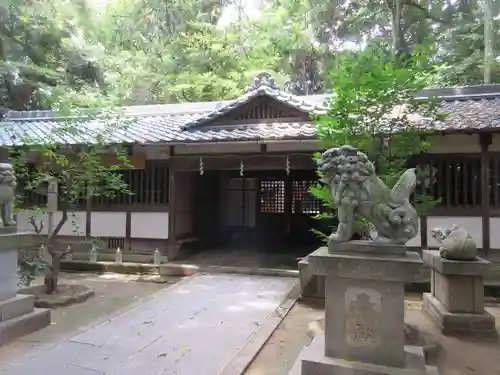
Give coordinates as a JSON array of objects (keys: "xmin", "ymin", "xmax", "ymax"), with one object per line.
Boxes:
[{"xmin": 2, "ymin": 73, "xmax": 500, "ymax": 273}]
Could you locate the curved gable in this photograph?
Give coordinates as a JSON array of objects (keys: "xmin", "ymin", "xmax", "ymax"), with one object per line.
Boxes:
[{"xmin": 181, "ymin": 73, "xmax": 326, "ymax": 130}]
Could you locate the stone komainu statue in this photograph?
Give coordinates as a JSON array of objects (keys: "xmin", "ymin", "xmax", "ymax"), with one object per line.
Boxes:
[
  {"xmin": 0, "ymin": 163, "xmax": 16, "ymax": 227},
  {"xmin": 317, "ymin": 145, "xmax": 418, "ymax": 245},
  {"xmin": 430, "ymin": 224, "xmax": 477, "ymax": 261}
]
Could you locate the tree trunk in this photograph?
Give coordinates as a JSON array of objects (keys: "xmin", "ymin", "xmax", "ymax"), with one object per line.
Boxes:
[
  {"xmin": 484, "ymin": 0, "xmax": 494, "ymax": 84},
  {"xmin": 388, "ymin": 0, "xmax": 408, "ymax": 55},
  {"xmin": 44, "ymin": 253, "xmax": 60, "ymax": 294}
]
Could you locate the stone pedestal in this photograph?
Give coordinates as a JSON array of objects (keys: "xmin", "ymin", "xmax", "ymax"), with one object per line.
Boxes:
[
  {"xmin": 0, "ymin": 228, "xmax": 50, "ymax": 346},
  {"xmin": 422, "ymin": 250, "xmax": 496, "ymax": 337},
  {"xmin": 290, "ymin": 242, "xmax": 438, "ymax": 375}
]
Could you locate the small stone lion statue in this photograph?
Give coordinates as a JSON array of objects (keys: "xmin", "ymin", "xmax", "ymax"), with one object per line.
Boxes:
[
  {"xmin": 0, "ymin": 163, "xmax": 17, "ymax": 227},
  {"xmin": 317, "ymin": 145, "xmax": 418, "ymax": 245},
  {"xmin": 430, "ymin": 224, "xmax": 477, "ymax": 261}
]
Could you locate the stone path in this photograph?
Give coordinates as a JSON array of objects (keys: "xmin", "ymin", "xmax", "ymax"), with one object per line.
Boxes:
[{"xmin": 0, "ymin": 274, "xmax": 297, "ymax": 375}]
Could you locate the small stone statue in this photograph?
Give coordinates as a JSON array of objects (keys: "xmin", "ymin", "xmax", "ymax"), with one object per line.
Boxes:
[
  {"xmin": 0, "ymin": 163, "xmax": 16, "ymax": 227},
  {"xmin": 430, "ymin": 224, "xmax": 477, "ymax": 261},
  {"xmin": 317, "ymin": 145, "xmax": 418, "ymax": 245}
]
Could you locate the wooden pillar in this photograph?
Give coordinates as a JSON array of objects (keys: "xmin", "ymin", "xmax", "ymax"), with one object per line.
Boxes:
[
  {"xmin": 419, "ymin": 134, "xmax": 428, "ymax": 249},
  {"xmin": 480, "ymin": 133, "xmax": 492, "ymax": 254},
  {"xmin": 125, "ymin": 210, "xmax": 132, "ymax": 251},
  {"xmin": 420, "ymin": 215, "xmax": 428, "ymax": 249},
  {"xmin": 167, "ymin": 153, "xmax": 177, "ymax": 259}
]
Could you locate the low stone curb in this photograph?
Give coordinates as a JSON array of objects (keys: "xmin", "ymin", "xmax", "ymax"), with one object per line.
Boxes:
[
  {"xmin": 217, "ymin": 285, "xmax": 300, "ymax": 375},
  {"xmin": 18, "ymin": 285, "xmax": 95, "ymax": 308},
  {"xmin": 61, "ymin": 260, "xmax": 298, "ymax": 278},
  {"xmin": 61, "ymin": 260, "xmax": 163, "ymax": 275}
]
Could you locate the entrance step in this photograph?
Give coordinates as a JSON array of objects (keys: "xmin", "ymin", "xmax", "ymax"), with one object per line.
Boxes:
[
  {"xmin": 0, "ymin": 308, "xmax": 50, "ymax": 346},
  {"xmin": 0, "ymin": 294, "xmax": 35, "ymax": 322}
]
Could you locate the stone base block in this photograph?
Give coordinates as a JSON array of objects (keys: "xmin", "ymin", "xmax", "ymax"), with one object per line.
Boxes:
[
  {"xmin": 298, "ymin": 258, "xmax": 325, "ymax": 299},
  {"xmin": 289, "ymin": 334, "xmax": 439, "ymax": 375},
  {"xmin": 422, "ymin": 293, "xmax": 497, "ymax": 338},
  {"xmin": 0, "ymin": 294, "xmax": 35, "ymax": 322},
  {"xmin": 0, "ymin": 308, "xmax": 51, "ymax": 346}
]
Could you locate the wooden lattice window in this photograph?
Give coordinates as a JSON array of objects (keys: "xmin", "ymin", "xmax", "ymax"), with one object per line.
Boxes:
[
  {"xmin": 232, "ymin": 101, "xmax": 287, "ymax": 120},
  {"xmin": 92, "ymin": 161, "xmax": 169, "ymax": 207},
  {"xmin": 260, "ymin": 179, "xmax": 284, "ymax": 213},
  {"xmin": 416, "ymin": 155, "xmax": 481, "ymax": 208},
  {"xmin": 108, "ymin": 237, "xmax": 125, "ymax": 249},
  {"xmin": 292, "ymin": 180, "xmax": 321, "ymax": 214}
]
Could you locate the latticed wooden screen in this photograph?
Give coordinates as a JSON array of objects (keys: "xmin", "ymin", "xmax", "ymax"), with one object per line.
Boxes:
[
  {"xmin": 108, "ymin": 237, "xmax": 125, "ymax": 249},
  {"xmin": 416, "ymin": 155, "xmax": 482, "ymax": 208},
  {"xmin": 260, "ymin": 179, "xmax": 285, "ymax": 213},
  {"xmin": 232, "ymin": 101, "xmax": 286, "ymax": 120},
  {"xmin": 292, "ymin": 180, "xmax": 321, "ymax": 214},
  {"xmin": 92, "ymin": 161, "xmax": 169, "ymax": 207}
]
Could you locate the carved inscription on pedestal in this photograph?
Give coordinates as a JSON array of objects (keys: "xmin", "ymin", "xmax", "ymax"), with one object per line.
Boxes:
[{"xmin": 345, "ymin": 287, "xmax": 382, "ymax": 348}]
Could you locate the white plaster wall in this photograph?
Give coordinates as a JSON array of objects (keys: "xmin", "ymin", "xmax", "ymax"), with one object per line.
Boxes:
[
  {"xmin": 131, "ymin": 212, "xmax": 169, "ymax": 239},
  {"xmin": 406, "ymin": 218, "xmax": 423, "ymax": 247},
  {"xmin": 489, "ymin": 218, "xmax": 500, "ymax": 249},
  {"xmin": 427, "ymin": 216, "xmax": 482, "ymax": 248},
  {"xmin": 427, "ymin": 134, "xmax": 481, "ymax": 154},
  {"xmin": 91, "ymin": 212, "xmax": 127, "ymax": 237},
  {"xmin": 16, "ymin": 210, "xmax": 86, "ymax": 236}
]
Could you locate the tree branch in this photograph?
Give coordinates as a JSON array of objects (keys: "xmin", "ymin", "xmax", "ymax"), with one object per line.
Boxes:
[
  {"xmin": 50, "ymin": 173, "xmax": 73, "ymax": 241},
  {"xmin": 51, "ymin": 210, "xmax": 67, "ymax": 239},
  {"xmin": 59, "ymin": 245, "xmax": 73, "ymax": 259},
  {"xmin": 28, "ymin": 215, "xmax": 45, "ymax": 239}
]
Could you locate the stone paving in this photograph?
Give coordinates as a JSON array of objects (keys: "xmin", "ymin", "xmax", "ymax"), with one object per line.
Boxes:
[{"xmin": 0, "ymin": 274, "xmax": 297, "ymax": 375}]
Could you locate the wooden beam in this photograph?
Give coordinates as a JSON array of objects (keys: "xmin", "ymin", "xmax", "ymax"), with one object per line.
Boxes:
[
  {"xmin": 480, "ymin": 133, "xmax": 492, "ymax": 253},
  {"xmin": 171, "ymin": 153, "xmax": 315, "ymax": 171}
]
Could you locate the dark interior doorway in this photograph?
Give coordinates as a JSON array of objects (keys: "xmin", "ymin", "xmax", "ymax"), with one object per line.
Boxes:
[{"xmin": 191, "ymin": 169, "xmax": 325, "ymax": 255}]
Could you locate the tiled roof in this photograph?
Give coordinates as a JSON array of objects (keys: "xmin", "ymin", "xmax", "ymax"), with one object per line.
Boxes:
[
  {"xmin": 435, "ymin": 98, "xmax": 500, "ymax": 130},
  {"xmin": 0, "ymin": 116, "xmax": 316, "ymax": 146},
  {"xmin": 181, "ymin": 85, "xmax": 327, "ymax": 129},
  {"xmin": 0, "ymin": 74, "xmax": 328, "ymax": 145},
  {"xmin": 2, "ymin": 79, "xmax": 500, "ymax": 146}
]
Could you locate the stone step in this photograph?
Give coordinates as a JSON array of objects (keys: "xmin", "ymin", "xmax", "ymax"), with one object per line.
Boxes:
[
  {"xmin": 0, "ymin": 308, "xmax": 50, "ymax": 346},
  {"xmin": 0, "ymin": 294, "xmax": 35, "ymax": 322}
]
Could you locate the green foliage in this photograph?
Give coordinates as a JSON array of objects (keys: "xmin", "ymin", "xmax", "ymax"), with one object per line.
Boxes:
[
  {"xmin": 313, "ymin": 43, "xmax": 442, "ymax": 239},
  {"xmin": 0, "ymin": 0, "xmax": 105, "ymax": 111},
  {"xmin": 17, "ymin": 250, "xmax": 44, "ymax": 287},
  {"xmin": 4, "ymin": 92, "xmax": 133, "ymax": 293},
  {"xmin": 2, "ymin": 0, "xmax": 500, "ymax": 111},
  {"xmin": 9, "ymin": 107, "xmax": 132, "ymax": 223}
]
